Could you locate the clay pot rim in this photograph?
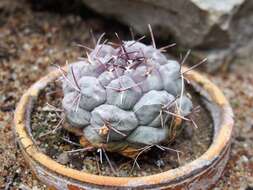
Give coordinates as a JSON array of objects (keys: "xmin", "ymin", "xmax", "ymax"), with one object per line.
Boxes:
[{"xmin": 14, "ymin": 67, "xmax": 234, "ymax": 187}]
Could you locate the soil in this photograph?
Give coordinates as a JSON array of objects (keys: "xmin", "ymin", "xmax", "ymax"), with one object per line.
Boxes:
[
  {"xmin": 0, "ymin": 0, "xmax": 252, "ymax": 189},
  {"xmin": 30, "ymin": 81, "xmax": 212, "ymax": 177}
]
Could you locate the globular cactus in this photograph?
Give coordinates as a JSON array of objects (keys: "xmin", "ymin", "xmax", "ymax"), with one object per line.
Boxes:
[{"xmin": 61, "ymin": 37, "xmax": 193, "ymax": 157}]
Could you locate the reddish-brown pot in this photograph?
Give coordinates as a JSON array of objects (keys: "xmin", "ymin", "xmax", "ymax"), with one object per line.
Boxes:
[{"xmin": 14, "ymin": 67, "xmax": 234, "ymax": 190}]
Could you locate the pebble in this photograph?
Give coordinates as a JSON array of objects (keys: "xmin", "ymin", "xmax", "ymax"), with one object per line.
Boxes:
[
  {"xmin": 57, "ymin": 152, "xmax": 69, "ymax": 165},
  {"xmin": 240, "ymin": 155, "xmax": 249, "ymax": 163},
  {"xmin": 155, "ymin": 159, "xmax": 165, "ymax": 168}
]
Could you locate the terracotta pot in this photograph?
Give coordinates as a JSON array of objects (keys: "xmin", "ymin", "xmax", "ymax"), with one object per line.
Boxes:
[{"xmin": 14, "ymin": 67, "xmax": 234, "ymax": 190}]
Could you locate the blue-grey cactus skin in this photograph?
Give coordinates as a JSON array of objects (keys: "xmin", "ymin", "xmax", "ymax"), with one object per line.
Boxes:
[{"xmin": 61, "ymin": 40, "xmax": 193, "ymax": 151}]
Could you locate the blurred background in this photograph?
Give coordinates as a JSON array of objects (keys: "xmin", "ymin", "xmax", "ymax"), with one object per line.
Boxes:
[{"xmin": 0, "ymin": 0, "xmax": 252, "ymax": 189}]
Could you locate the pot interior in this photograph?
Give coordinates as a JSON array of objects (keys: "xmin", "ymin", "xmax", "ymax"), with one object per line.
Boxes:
[{"xmin": 26, "ymin": 79, "xmax": 217, "ymax": 177}]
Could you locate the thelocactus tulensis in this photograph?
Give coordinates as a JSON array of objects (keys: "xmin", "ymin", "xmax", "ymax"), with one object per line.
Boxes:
[{"xmin": 60, "ymin": 34, "xmax": 194, "ymax": 157}]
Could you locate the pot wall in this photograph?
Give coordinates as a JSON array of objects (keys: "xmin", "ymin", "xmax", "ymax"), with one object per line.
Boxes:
[{"xmin": 14, "ymin": 67, "xmax": 234, "ymax": 190}]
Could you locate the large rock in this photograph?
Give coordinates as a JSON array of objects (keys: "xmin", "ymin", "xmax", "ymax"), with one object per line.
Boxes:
[{"xmin": 81, "ymin": 0, "xmax": 253, "ymax": 71}]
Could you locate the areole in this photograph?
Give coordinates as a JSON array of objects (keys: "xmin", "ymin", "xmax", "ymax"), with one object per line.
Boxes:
[{"xmin": 14, "ymin": 67, "xmax": 234, "ymax": 190}]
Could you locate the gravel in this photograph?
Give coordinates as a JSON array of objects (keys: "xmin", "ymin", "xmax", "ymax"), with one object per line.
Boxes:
[{"xmin": 0, "ymin": 0, "xmax": 252, "ymax": 189}]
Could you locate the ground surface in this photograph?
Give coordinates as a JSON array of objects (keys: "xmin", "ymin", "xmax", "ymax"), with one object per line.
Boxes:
[{"xmin": 0, "ymin": 0, "xmax": 252, "ymax": 189}]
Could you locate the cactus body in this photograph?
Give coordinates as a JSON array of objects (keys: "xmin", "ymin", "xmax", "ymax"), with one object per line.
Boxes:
[{"xmin": 61, "ymin": 40, "xmax": 193, "ymax": 154}]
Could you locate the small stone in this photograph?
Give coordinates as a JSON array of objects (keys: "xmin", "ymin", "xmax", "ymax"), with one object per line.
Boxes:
[
  {"xmin": 240, "ymin": 155, "xmax": 249, "ymax": 163},
  {"xmin": 155, "ymin": 159, "xmax": 165, "ymax": 168},
  {"xmin": 57, "ymin": 152, "xmax": 69, "ymax": 165}
]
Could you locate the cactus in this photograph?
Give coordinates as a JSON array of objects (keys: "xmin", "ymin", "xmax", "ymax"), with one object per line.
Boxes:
[{"xmin": 61, "ymin": 36, "xmax": 193, "ymax": 157}]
